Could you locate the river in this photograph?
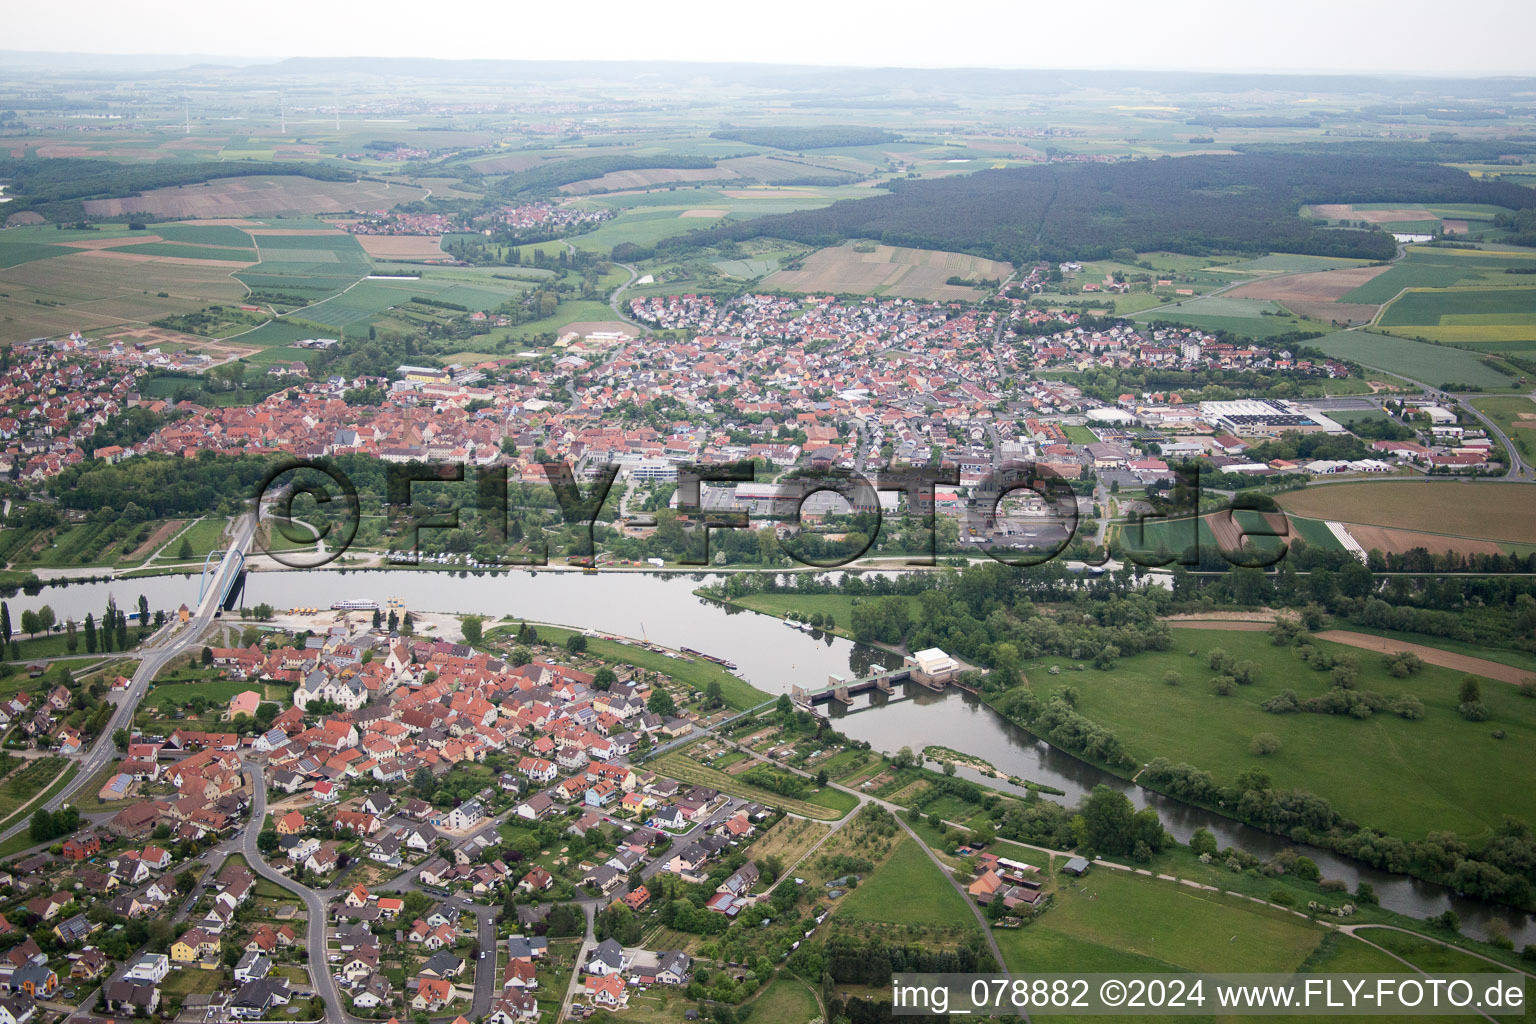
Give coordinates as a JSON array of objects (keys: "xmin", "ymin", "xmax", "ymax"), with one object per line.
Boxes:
[{"xmin": 11, "ymin": 566, "xmax": 1534, "ymax": 944}]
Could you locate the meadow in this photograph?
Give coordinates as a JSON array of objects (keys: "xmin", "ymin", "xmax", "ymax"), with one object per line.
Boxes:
[
  {"xmin": 994, "ymin": 867, "xmax": 1326, "ymax": 976},
  {"xmin": 1275, "ymin": 481, "xmax": 1536, "ymax": 546},
  {"xmin": 743, "ymin": 977, "xmax": 819, "ymax": 1024},
  {"xmin": 1015, "ymin": 627, "xmax": 1536, "ymax": 840},
  {"xmin": 835, "ymin": 835, "xmax": 977, "ymax": 929}
]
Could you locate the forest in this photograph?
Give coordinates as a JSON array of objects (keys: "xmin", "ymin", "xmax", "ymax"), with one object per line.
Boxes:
[
  {"xmin": 709, "ymin": 126, "xmax": 898, "ymax": 149},
  {"xmin": 666, "ymin": 150, "xmax": 1536, "ymax": 262}
]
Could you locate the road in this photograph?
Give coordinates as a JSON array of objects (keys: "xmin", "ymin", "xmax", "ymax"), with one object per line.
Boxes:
[
  {"xmin": 0, "ymin": 513, "xmax": 256, "ymax": 843},
  {"xmin": 241, "ymin": 760, "xmax": 364, "ymax": 1024}
]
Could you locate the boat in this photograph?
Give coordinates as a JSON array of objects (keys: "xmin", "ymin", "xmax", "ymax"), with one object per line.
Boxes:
[
  {"xmin": 679, "ymin": 647, "xmax": 739, "ymax": 671},
  {"xmin": 330, "ymin": 599, "xmax": 379, "ymax": 611}
]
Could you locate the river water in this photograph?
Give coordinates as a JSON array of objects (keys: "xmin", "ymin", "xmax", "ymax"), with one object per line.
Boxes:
[{"xmin": 12, "ymin": 566, "xmax": 1534, "ymax": 944}]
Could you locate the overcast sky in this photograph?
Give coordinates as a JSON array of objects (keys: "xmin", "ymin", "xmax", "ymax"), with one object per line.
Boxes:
[{"xmin": 11, "ymin": 0, "xmax": 1536, "ymax": 77}]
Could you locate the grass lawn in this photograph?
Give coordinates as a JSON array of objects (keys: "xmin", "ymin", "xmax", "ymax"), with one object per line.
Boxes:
[
  {"xmin": 1009, "ymin": 628, "xmax": 1536, "ymax": 842},
  {"xmin": 0, "ymin": 762, "xmax": 77, "ymax": 847},
  {"xmin": 502, "ymin": 623, "xmax": 768, "ymax": 710},
  {"xmin": 743, "ymin": 976, "xmax": 820, "ymax": 1024},
  {"xmin": 161, "ymin": 967, "xmax": 224, "ymax": 996},
  {"xmin": 143, "ymin": 677, "xmax": 292, "ymax": 710},
  {"xmin": 998, "ymin": 868, "xmax": 1325, "ymax": 974},
  {"xmin": 650, "ymin": 751, "xmax": 853, "ymax": 821},
  {"xmin": 837, "ymin": 835, "xmax": 975, "ymax": 929},
  {"xmin": 1063, "ymin": 425, "xmax": 1099, "ymax": 444},
  {"xmin": 173, "ymin": 517, "xmax": 233, "ymax": 559}
]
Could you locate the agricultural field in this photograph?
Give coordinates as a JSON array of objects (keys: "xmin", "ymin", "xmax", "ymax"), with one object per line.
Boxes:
[
  {"xmin": 995, "ymin": 867, "xmax": 1327, "ymax": 975},
  {"xmin": 1224, "ymin": 263, "xmax": 1389, "ymax": 324},
  {"xmin": 761, "ymin": 241, "xmax": 1012, "ymax": 301},
  {"xmin": 558, "ymin": 166, "xmax": 738, "ymax": 193},
  {"xmin": 1379, "ymin": 286, "xmax": 1536, "ymax": 344},
  {"xmin": 80, "ymin": 175, "xmax": 429, "ymax": 219},
  {"xmin": 1276, "ymin": 481, "xmax": 1536, "ymax": 547},
  {"xmin": 1307, "ymin": 330, "xmax": 1515, "ymax": 388},
  {"xmin": 1340, "ymin": 246, "xmax": 1536, "ymax": 306},
  {"xmin": 1016, "ymin": 627, "xmax": 1536, "ymax": 840},
  {"xmin": 0, "ymin": 229, "xmax": 253, "ymax": 339},
  {"xmin": 1337, "ymin": 522, "xmax": 1505, "ymax": 558},
  {"xmin": 1112, "ymin": 511, "xmax": 1340, "ymax": 564}
]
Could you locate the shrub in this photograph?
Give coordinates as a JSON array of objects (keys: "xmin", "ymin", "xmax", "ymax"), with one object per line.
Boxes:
[
  {"xmin": 1458, "ymin": 701, "xmax": 1490, "ymax": 722},
  {"xmin": 1250, "ymin": 733, "xmax": 1282, "ymax": 756}
]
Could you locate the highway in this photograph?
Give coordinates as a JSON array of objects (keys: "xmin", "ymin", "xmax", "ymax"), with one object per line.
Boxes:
[{"xmin": 0, "ymin": 513, "xmax": 256, "ymax": 843}]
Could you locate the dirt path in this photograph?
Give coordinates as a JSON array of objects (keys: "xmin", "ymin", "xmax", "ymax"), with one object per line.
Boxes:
[
  {"xmin": 1166, "ymin": 619, "xmax": 1271, "ymax": 631},
  {"xmin": 125, "ymin": 519, "xmax": 186, "ymax": 562},
  {"xmin": 1314, "ymin": 630, "xmax": 1533, "ymax": 686},
  {"xmin": 1164, "ymin": 616, "xmax": 1531, "ymax": 684}
]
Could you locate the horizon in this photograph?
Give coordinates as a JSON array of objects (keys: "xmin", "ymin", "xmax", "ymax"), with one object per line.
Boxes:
[{"xmin": 6, "ymin": 0, "xmax": 1536, "ymax": 79}]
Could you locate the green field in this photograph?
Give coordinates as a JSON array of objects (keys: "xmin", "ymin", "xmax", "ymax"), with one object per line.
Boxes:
[
  {"xmin": 1383, "ymin": 289, "xmax": 1536, "ymax": 325},
  {"xmin": 115, "ymin": 242, "xmax": 255, "ymax": 261},
  {"xmin": 995, "ymin": 867, "xmax": 1325, "ymax": 974},
  {"xmin": 1342, "ymin": 247, "xmax": 1536, "ymax": 305},
  {"xmin": 837, "ymin": 835, "xmax": 977, "ymax": 929},
  {"xmin": 1009, "ymin": 628, "xmax": 1536, "ymax": 841},
  {"xmin": 1308, "ymin": 330, "xmax": 1514, "ymax": 387},
  {"xmin": 1133, "ymin": 295, "xmax": 1313, "ymax": 337},
  {"xmin": 153, "ymin": 224, "xmax": 258, "ymax": 247},
  {"xmin": 1063, "ymin": 425, "xmax": 1100, "ymax": 444}
]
